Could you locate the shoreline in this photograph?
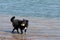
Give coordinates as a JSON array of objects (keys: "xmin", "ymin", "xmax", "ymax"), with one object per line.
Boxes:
[{"xmin": 0, "ymin": 13, "xmax": 60, "ymax": 19}]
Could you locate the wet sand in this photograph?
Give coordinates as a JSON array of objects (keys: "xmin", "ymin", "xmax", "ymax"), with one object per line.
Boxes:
[{"xmin": 0, "ymin": 14, "xmax": 60, "ymax": 40}]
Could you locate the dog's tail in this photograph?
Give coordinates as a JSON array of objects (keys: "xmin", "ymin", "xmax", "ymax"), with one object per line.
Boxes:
[{"xmin": 10, "ymin": 16, "xmax": 15, "ymax": 22}]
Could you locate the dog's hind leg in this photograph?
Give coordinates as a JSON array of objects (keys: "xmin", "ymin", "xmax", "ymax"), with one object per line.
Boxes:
[
  {"xmin": 16, "ymin": 28, "xmax": 19, "ymax": 33},
  {"xmin": 12, "ymin": 28, "xmax": 15, "ymax": 33}
]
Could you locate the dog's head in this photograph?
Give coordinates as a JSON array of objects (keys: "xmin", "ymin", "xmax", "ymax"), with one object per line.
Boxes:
[
  {"xmin": 22, "ymin": 19, "xmax": 29, "ymax": 31},
  {"xmin": 20, "ymin": 19, "xmax": 28, "ymax": 26}
]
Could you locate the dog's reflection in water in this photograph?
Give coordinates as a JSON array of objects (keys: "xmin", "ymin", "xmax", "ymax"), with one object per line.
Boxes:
[{"xmin": 10, "ymin": 16, "xmax": 29, "ymax": 34}]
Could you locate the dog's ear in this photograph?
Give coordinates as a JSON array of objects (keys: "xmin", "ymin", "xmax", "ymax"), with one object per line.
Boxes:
[
  {"xmin": 23, "ymin": 19, "xmax": 25, "ymax": 21},
  {"xmin": 25, "ymin": 19, "xmax": 29, "ymax": 22}
]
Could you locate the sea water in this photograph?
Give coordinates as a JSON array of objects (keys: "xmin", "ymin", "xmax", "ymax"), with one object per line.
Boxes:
[{"xmin": 0, "ymin": 0, "xmax": 60, "ymax": 18}]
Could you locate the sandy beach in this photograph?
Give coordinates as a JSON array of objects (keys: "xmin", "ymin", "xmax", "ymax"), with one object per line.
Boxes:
[{"xmin": 0, "ymin": 14, "xmax": 60, "ymax": 40}]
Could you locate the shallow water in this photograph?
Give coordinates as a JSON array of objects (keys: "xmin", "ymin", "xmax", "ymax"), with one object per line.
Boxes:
[{"xmin": 0, "ymin": 15, "xmax": 60, "ymax": 40}]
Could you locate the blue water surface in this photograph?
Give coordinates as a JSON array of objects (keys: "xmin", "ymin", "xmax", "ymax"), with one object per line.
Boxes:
[{"xmin": 0, "ymin": 0, "xmax": 60, "ymax": 18}]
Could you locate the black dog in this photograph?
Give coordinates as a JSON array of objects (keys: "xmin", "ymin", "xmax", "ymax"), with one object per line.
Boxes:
[{"xmin": 10, "ymin": 16, "xmax": 28, "ymax": 34}]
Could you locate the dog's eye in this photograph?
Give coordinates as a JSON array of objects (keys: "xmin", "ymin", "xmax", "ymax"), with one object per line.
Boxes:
[{"xmin": 21, "ymin": 23, "xmax": 25, "ymax": 26}]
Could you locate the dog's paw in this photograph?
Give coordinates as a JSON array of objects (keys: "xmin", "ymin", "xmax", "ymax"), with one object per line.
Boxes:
[{"xmin": 20, "ymin": 32, "xmax": 23, "ymax": 34}]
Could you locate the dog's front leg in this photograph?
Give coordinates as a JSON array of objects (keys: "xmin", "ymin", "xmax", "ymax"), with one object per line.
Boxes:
[
  {"xmin": 24, "ymin": 27, "xmax": 27, "ymax": 33},
  {"xmin": 25, "ymin": 29, "xmax": 27, "ymax": 33},
  {"xmin": 20, "ymin": 30, "xmax": 23, "ymax": 34}
]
